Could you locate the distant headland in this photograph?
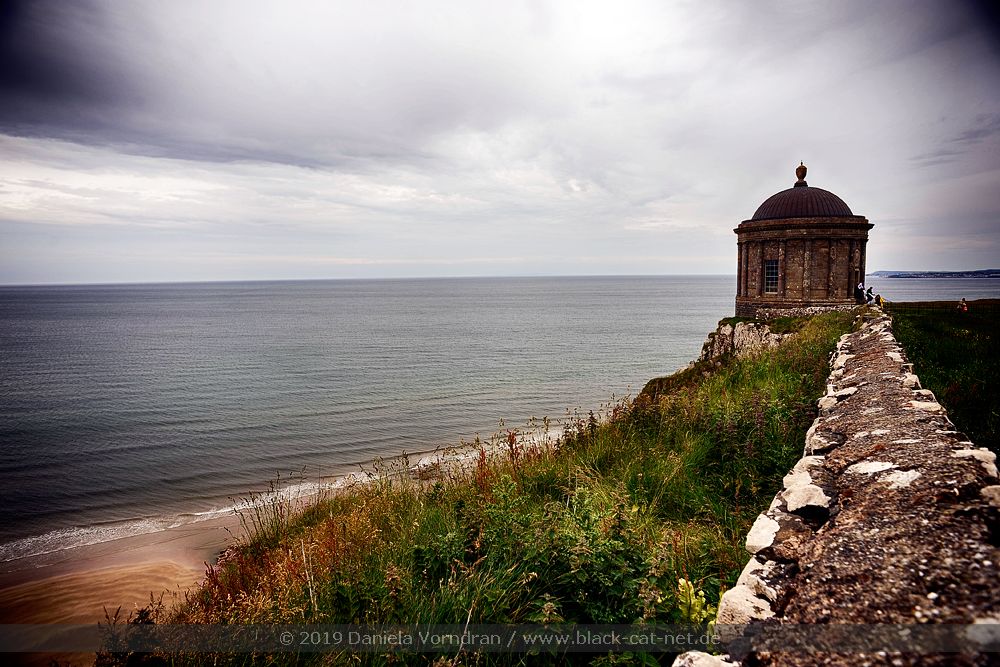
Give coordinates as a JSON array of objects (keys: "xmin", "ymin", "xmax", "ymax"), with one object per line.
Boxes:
[{"xmin": 869, "ymin": 268, "xmax": 1000, "ymax": 278}]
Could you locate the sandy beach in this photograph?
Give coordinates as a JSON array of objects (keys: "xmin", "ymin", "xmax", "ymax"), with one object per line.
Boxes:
[
  {"xmin": 0, "ymin": 515, "xmax": 236, "ymax": 666},
  {"xmin": 0, "ymin": 425, "xmax": 564, "ymax": 667}
]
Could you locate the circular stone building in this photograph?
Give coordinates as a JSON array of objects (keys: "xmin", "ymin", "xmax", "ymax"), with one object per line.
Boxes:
[{"xmin": 735, "ymin": 163, "xmax": 873, "ymax": 318}]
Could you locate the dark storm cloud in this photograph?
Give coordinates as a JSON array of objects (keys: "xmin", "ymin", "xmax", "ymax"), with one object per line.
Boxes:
[
  {"xmin": 0, "ymin": 1, "xmax": 142, "ymax": 135},
  {"xmin": 962, "ymin": 0, "xmax": 1000, "ymax": 52},
  {"xmin": 0, "ymin": 1, "xmax": 552, "ymax": 170},
  {"xmin": 0, "ymin": 0, "xmax": 331, "ymax": 170}
]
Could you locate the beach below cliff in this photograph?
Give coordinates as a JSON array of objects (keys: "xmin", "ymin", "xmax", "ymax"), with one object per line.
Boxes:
[{"xmin": 0, "ymin": 516, "xmax": 233, "ymax": 666}]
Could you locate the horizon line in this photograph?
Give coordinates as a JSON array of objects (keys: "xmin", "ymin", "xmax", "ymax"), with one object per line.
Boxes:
[
  {"xmin": 3, "ymin": 268, "xmax": 997, "ymax": 289},
  {"xmin": 0, "ymin": 273, "xmax": 739, "ymax": 288}
]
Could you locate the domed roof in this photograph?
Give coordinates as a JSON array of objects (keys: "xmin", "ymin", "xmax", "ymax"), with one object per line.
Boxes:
[{"xmin": 750, "ymin": 163, "xmax": 854, "ymax": 221}]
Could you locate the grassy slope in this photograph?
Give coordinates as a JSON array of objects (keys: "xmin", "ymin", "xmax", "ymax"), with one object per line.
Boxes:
[
  {"xmin": 888, "ymin": 300, "xmax": 999, "ymax": 455},
  {"xmin": 115, "ymin": 311, "xmax": 853, "ymax": 665}
]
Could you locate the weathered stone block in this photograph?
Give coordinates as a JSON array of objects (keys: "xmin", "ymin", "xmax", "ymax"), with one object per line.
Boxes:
[{"xmin": 716, "ymin": 584, "xmax": 774, "ymax": 625}]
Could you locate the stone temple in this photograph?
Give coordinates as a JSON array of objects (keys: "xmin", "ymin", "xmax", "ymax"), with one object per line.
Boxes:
[{"xmin": 735, "ymin": 163, "xmax": 873, "ymax": 318}]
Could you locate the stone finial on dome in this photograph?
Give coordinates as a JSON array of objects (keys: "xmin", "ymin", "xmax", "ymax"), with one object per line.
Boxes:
[{"xmin": 794, "ymin": 161, "xmax": 808, "ymax": 187}]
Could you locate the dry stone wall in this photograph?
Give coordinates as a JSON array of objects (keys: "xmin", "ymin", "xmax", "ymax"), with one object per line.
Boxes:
[{"xmin": 676, "ymin": 310, "xmax": 1000, "ymax": 667}]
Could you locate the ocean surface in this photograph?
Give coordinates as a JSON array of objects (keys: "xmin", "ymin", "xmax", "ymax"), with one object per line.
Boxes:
[
  {"xmin": 865, "ymin": 276, "xmax": 1000, "ymax": 303},
  {"xmin": 1, "ymin": 275, "xmax": 997, "ymax": 567}
]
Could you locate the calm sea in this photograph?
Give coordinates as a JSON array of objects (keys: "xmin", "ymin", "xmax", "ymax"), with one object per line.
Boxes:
[
  {"xmin": 865, "ymin": 276, "xmax": 1000, "ymax": 303},
  {"xmin": 1, "ymin": 275, "xmax": 730, "ymax": 565},
  {"xmin": 1, "ymin": 275, "xmax": 997, "ymax": 566}
]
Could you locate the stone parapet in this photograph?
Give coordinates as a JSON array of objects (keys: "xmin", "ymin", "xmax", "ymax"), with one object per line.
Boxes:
[{"xmin": 675, "ymin": 309, "xmax": 1000, "ymax": 667}]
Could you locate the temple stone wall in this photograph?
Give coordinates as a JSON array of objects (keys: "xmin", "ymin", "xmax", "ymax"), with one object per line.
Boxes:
[{"xmin": 734, "ymin": 221, "xmax": 871, "ymax": 318}]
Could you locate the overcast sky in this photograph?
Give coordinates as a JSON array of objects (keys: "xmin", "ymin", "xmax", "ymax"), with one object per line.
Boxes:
[{"xmin": 1, "ymin": 0, "xmax": 998, "ymax": 284}]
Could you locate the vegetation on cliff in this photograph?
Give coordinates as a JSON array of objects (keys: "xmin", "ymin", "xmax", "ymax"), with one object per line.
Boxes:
[
  {"xmin": 888, "ymin": 299, "xmax": 999, "ymax": 455},
  {"xmin": 111, "ymin": 312, "xmax": 853, "ymax": 666}
]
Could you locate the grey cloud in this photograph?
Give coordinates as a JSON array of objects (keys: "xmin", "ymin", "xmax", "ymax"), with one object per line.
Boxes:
[
  {"xmin": 951, "ymin": 113, "xmax": 1000, "ymax": 144},
  {"xmin": 910, "ymin": 148, "xmax": 964, "ymax": 168},
  {"xmin": 2, "ymin": 0, "xmax": 993, "ymax": 175},
  {"xmin": 911, "ymin": 113, "xmax": 1000, "ymax": 167},
  {"xmin": 0, "ymin": 1, "xmax": 560, "ymax": 170},
  {"xmin": 1, "ymin": 0, "xmax": 999, "ymax": 283}
]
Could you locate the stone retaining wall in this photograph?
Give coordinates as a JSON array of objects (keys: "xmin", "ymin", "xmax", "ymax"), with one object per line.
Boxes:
[
  {"xmin": 753, "ymin": 304, "xmax": 854, "ymax": 321},
  {"xmin": 675, "ymin": 309, "xmax": 1000, "ymax": 667}
]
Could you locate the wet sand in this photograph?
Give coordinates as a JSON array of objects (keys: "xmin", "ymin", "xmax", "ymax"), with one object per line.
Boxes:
[
  {"xmin": 0, "ymin": 515, "xmax": 237, "ymax": 666},
  {"xmin": 0, "ymin": 559, "xmax": 205, "ymax": 625},
  {"xmin": 0, "ymin": 450, "xmax": 495, "ymax": 665}
]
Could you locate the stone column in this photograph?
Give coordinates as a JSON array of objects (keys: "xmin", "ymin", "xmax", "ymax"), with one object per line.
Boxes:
[
  {"xmin": 742, "ymin": 243, "xmax": 748, "ymax": 297},
  {"xmin": 827, "ymin": 239, "xmax": 836, "ymax": 299},
  {"xmin": 756, "ymin": 242, "xmax": 764, "ymax": 297},
  {"xmin": 859, "ymin": 239, "xmax": 867, "ymax": 288},
  {"xmin": 778, "ymin": 240, "xmax": 786, "ymax": 297},
  {"xmin": 737, "ymin": 242, "xmax": 744, "ymax": 297},
  {"xmin": 803, "ymin": 239, "xmax": 812, "ymax": 299},
  {"xmin": 746, "ymin": 242, "xmax": 753, "ymax": 297},
  {"xmin": 847, "ymin": 240, "xmax": 856, "ymax": 296}
]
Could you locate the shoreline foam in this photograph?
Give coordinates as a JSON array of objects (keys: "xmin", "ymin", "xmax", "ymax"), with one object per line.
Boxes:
[
  {"xmin": 0, "ymin": 413, "xmax": 579, "ymax": 659},
  {"xmin": 2, "ymin": 415, "xmax": 577, "ymax": 569}
]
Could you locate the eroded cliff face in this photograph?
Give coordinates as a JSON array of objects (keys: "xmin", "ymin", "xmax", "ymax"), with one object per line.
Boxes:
[
  {"xmin": 676, "ymin": 311, "xmax": 1000, "ymax": 667},
  {"xmin": 642, "ymin": 320, "xmax": 797, "ymax": 401},
  {"xmin": 698, "ymin": 321, "xmax": 792, "ymax": 363}
]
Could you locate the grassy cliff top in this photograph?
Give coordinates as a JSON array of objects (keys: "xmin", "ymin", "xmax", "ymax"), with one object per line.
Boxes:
[
  {"xmin": 103, "ymin": 311, "xmax": 856, "ymax": 666},
  {"xmin": 888, "ymin": 299, "xmax": 999, "ymax": 455}
]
